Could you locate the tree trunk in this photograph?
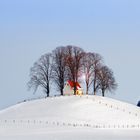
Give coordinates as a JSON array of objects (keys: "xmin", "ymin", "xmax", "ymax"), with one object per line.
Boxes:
[
  {"xmin": 74, "ymin": 85, "xmax": 77, "ymax": 95},
  {"xmin": 47, "ymin": 83, "xmax": 49, "ymax": 97},
  {"xmin": 61, "ymin": 88, "xmax": 63, "ymax": 96},
  {"xmin": 93, "ymin": 78, "xmax": 96, "ymax": 95},
  {"xmin": 86, "ymin": 83, "xmax": 89, "ymax": 95},
  {"xmin": 102, "ymin": 89, "xmax": 105, "ymax": 97}
]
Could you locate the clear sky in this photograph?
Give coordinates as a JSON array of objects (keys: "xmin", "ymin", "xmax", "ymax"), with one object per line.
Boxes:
[{"xmin": 0, "ymin": 0, "xmax": 140, "ymax": 109}]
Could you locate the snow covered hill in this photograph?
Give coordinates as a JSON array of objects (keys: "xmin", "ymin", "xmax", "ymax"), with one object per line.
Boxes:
[{"xmin": 0, "ymin": 95, "xmax": 140, "ymax": 140}]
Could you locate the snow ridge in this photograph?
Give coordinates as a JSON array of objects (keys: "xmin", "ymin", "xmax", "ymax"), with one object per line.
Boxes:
[
  {"xmin": 0, "ymin": 95, "xmax": 140, "ymax": 128},
  {"xmin": 0, "ymin": 95, "xmax": 140, "ymax": 140}
]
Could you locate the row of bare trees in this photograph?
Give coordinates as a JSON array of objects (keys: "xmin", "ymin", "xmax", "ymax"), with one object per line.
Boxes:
[{"xmin": 28, "ymin": 45, "xmax": 117, "ymax": 97}]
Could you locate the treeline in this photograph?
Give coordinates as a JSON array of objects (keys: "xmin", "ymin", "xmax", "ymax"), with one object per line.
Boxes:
[{"xmin": 28, "ymin": 45, "xmax": 117, "ymax": 97}]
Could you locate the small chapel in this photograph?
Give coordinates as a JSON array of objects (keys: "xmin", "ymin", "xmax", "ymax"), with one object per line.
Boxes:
[{"xmin": 63, "ymin": 80, "xmax": 83, "ymax": 95}]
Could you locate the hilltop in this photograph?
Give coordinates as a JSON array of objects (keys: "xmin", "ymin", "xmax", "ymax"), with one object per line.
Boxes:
[{"xmin": 0, "ymin": 95, "xmax": 140, "ymax": 140}]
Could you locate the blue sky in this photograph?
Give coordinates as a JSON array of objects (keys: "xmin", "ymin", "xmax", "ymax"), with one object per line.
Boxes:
[{"xmin": 0, "ymin": 0, "xmax": 140, "ymax": 109}]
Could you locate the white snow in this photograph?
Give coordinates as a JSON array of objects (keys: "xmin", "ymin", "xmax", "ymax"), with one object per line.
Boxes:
[{"xmin": 0, "ymin": 95, "xmax": 140, "ymax": 140}]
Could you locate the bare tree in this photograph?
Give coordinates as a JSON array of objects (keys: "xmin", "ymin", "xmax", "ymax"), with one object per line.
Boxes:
[
  {"xmin": 82, "ymin": 52, "xmax": 94, "ymax": 95},
  {"xmin": 28, "ymin": 53, "xmax": 52, "ymax": 97},
  {"xmin": 82, "ymin": 52, "xmax": 103, "ymax": 95},
  {"xmin": 97, "ymin": 65, "xmax": 117, "ymax": 97},
  {"xmin": 91, "ymin": 53, "xmax": 103, "ymax": 95},
  {"xmin": 52, "ymin": 46, "xmax": 67, "ymax": 95},
  {"xmin": 65, "ymin": 45, "xmax": 84, "ymax": 95},
  {"xmin": 27, "ymin": 45, "xmax": 117, "ymax": 97}
]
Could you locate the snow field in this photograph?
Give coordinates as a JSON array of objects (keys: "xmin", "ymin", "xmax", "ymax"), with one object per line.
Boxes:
[
  {"xmin": 0, "ymin": 95, "xmax": 140, "ymax": 140},
  {"xmin": 0, "ymin": 95, "xmax": 140, "ymax": 127}
]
